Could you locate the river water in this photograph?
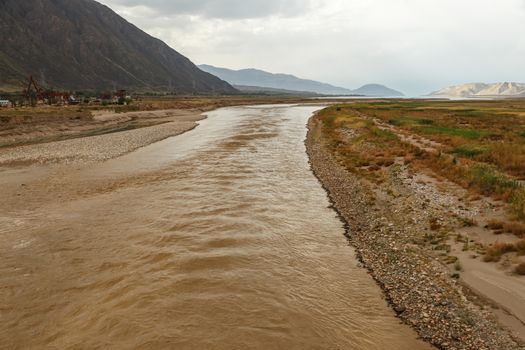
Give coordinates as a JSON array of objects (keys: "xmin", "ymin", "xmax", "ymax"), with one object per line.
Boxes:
[{"xmin": 1, "ymin": 105, "xmax": 432, "ymax": 349}]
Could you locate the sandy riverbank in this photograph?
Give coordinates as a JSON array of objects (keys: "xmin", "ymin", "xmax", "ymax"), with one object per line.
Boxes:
[
  {"xmin": 306, "ymin": 115, "xmax": 522, "ymax": 349},
  {"xmin": 0, "ymin": 109, "xmax": 205, "ymax": 165},
  {"xmin": 0, "ymin": 96, "xmax": 336, "ymax": 165}
]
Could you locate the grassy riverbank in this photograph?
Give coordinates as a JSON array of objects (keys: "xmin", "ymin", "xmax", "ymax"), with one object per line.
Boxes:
[
  {"xmin": 319, "ymin": 101, "xmax": 525, "ymax": 269},
  {"xmin": 306, "ymin": 100, "xmax": 525, "ymax": 349}
]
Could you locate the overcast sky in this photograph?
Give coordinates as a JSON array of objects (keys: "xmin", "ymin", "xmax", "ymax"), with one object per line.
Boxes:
[{"xmin": 98, "ymin": 0, "xmax": 525, "ymax": 96}]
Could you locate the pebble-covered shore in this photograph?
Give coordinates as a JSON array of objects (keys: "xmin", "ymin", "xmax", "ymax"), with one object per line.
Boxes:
[
  {"xmin": 305, "ymin": 117, "xmax": 521, "ymax": 350},
  {"xmin": 0, "ymin": 115, "xmax": 203, "ymax": 165}
]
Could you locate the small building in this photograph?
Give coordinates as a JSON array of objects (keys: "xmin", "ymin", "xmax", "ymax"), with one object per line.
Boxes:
[
  {"xmin": 69, "ymin": 95, "xmax": 80, "ymax": 105},
  {"xmin": 0, "ymin": 99, "xmax": 12, "ymax": 108}
]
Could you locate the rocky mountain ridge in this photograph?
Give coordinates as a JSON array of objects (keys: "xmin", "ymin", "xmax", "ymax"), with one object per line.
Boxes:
[{"xmin": 0, "ymin": 0, "xmax": 236, "ymax": 93}]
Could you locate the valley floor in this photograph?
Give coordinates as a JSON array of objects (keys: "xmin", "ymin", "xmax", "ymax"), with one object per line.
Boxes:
[{"xmin": 2, "ymin": 98, "xmax": 525, "ymax": 349}]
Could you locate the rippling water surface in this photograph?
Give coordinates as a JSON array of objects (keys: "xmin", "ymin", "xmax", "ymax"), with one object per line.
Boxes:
[{"xmin": 1, "ymin": 105, "xmax": 432, "ymax": 349}]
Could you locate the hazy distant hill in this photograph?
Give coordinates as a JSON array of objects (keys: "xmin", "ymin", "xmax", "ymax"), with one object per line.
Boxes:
[
  {"xmin": 351, "ymin": 84, "xmax": 404, "ymax": 97},
  {"xmin": 199, "ymin": 65, "xmax": 405, "ymax": 97},
  {"xmin": 199, "ymin": 65, "xmax": 353, "ymax": 95},
  {"xmin": 233, "ymin": 85, "xmax": 319, "ymax": 96},
  {"xmin": 0, "ymin": 0, "xmax": 236, "ymax": 93},
  {"xmin": 430, "ymin": 82, "xmax": 525, "ymax": 97}
]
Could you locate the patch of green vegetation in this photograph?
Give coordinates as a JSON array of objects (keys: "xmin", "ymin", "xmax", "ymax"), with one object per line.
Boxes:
[
  {"xmin": 355, "ymin": 102, "xmax": 430, "ymax": 111},
  {"xmin": 323, "ymin": 114, "xmax": 338, "ymax": 128},
  {"xmin": 453, "ymin": 145, "xmax": 488, "ymax": 158},
  {"xmin": 420, "ymin": 125, "xmax": 490, "ymax": 140},
  {"xmin": 387, "ymin": 102, "xmax": 429, "ymax": 109},
  {"xmin": 389, "ymin": 116, "xmax": 434, "ymax": 127},
  {"xmin": 371, "ymin": 127, "xmax": 398, "ymax": 140},
  {"xmin": 318, "ymin": 100, "xmax": 525, "ymax": 224},
  {"xmin": 453, "ymin": 109, "xmax": 486, "ymax": 118},
  {"xmin": 354, "ymin": 105, "xmax": 393, "ymax": 111},
  {"xmin": 468, "ymin": 164, "xmax": 519, "ymax": 195},
  {"xmin": 511, "ymin": 189, "xmax": 525, "ymax": 220},
  {"xmin": 357, "ymin": 102, "xmax": 390, "ymax": 107}
]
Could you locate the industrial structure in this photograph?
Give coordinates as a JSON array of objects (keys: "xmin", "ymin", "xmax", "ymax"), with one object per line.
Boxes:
[
  {"xmin": 23, "ymin": 75, "xmax": 73, "ymax": 105},
  {"xmin": 19, "ymin": 75, "xmax": 129, "ymax": 107}
]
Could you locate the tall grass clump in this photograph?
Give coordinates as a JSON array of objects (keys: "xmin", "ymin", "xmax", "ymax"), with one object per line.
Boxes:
[
  {"xmin": 389, "ymin": 117, "xmax": 433, "ymax": 127},
  {"xmin": 515, "ymin": 262, "xmax": 525, "ymax": 275},
  {"xmin": 420, "ymin": 126, "xmax": 490, "ymax": 140},
  {"xmin": 516, "ymin": 239, "xmax": 525, "ymax": 255},
  {"xmin": 484, "ymin": 239, "xmax": 525, "ymax": 262},
  {"xmin": 511, "ymin": 188, "xmax": 525, "ymax": 221},
  {"xmin": 483, "ymin": 242, "xmax": 516, "ymax": 262},
  {"xmin": 322, "ymin": 113, "xmax": 338, "ymax": 129},
  {"xmin": 371, "ymin": 127, "xmax": 398, "ymax": 141},
  {"xmin": 453, "ymin": 145, "xmax": 487, "ymax": 158},
  {"xmin": 467, "ymin": 164, "xmax": 519, "ymax": 196},
  {"xmin": 479, "ymin": 144, "xmax": 525, "ymax": 178}
]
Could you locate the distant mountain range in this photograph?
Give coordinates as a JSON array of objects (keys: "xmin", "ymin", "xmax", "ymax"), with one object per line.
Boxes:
[
  {"xmin": 199, "ymin": 65, "xmax": 404, "ymax": 97},
  {"xmin": 430, "ymin": 82, "xmax": 525, "ymax": 98},
  {"xmin": 199, "ymin": 64, "xmax": 352, "ymax": 95},
  {"xmin": 233, "ymin": 85, "xmax": 319, "ymax": 96},
  {"xmin": 0, "ymin": 0, "xmax": 235, "ymax": 93}
]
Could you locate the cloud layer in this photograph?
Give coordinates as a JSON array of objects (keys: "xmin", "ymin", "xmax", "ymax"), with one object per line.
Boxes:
[
  {"xmin": 106, "ymin": 0, "xmax": 311, "ymax": 18},
  {"xmin": 98, "ymin": 0, "xmax": 525, "ymax": 96}
]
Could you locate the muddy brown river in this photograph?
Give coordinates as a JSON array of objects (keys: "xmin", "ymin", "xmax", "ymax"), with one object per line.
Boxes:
[{"xmin": 1, "ymin": 105, "xmax": 432, "ymax": 349}]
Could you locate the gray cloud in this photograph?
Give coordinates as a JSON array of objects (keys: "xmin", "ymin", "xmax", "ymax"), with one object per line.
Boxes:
[
  {"xmin": 105, "ymin": 0, "xmax": 312, "ymax": 19},
  {"xmin": 99, "ymin": 0, "xmax": 525, "ymax": 96}
]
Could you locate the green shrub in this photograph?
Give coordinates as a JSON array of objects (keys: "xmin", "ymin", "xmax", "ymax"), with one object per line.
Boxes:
[
  {"xmin": 372, "ymin": 127, "xmax": 398, "ymax": 140},
  {"xmin": 389, "ymin": 117, "xmax": 434, "ymax": 127},
  {"xmin": 420, "ymin": 126, "xmax": 490, "ymax": 140},
  {"xmin": 468, "ymin": 164, "xmax": 519, "ymax": 195},
  {"xmin": 453, "ymin": 145, "xmax": 487, "ymax": 158},
  {"xmin": 323, "ymin": 114, "xmax": 337, "ymax": 128}
]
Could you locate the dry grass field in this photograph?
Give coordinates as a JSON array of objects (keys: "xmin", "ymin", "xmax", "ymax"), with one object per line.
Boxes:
[{"xmin": 316, "ymin": 99, "xmax": 525, "ymax": 272}]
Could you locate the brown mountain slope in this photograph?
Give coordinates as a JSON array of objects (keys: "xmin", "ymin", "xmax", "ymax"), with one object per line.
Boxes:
[{"xmin": 0, "ymin": 0, "xmax": 236, "ymax": 93}]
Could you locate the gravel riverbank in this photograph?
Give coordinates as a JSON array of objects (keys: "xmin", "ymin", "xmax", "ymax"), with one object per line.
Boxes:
[
  {"xmin": 306, "ymin": 116, "xmax": 521, "ymax": 350},
  {"xmin": 0, "ymin": 110, "xmax": 204, "ymax": 165}
]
